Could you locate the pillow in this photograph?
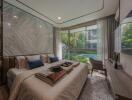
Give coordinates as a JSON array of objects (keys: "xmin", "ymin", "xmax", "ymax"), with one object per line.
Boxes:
[
  {"xmin": 48, "ymin": 54, "xmax": 55, "ymax": 63},
  {"xmin": 41, "ymin": 54, "xmax": 49, "ymax": 63},
  {"xmin": 48, "ymin": 54, "xmax": 54, "ymax": 57},
  {"xmin": 26, "ymin": 55, "xmax": 41, "ymax": 62},
  {"xmin": 28, "ymin": 60, "xmax": 44, "ymax": 69},
  {"xmin": 49, "ymin": 57, "xmax": 59, "ymax": 63},
  {"xmin": 15, "ymin": 56, "xmax": 27, "ymax": 69}
]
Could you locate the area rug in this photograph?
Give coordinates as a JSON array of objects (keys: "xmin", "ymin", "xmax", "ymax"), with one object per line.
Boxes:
[{"xmin": 78, "ymin": 73, "xmax": 114, "ymax": 100}]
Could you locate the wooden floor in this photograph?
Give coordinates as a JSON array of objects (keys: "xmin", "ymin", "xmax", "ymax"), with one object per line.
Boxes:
[
  {"xmin": 0, "ymin": 72, "xmax": 113, "ymax": 100},
  {"xmin": 0, "ymin": 85, "xmax": 8, "ymax": 100}
]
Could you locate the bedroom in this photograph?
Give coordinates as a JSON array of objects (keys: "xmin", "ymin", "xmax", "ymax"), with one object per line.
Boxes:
[{"xmin": 0, "ymin": 0, "xmax": 132, "ymax": 100}]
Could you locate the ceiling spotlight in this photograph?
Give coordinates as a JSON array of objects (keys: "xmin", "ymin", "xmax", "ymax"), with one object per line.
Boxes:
[
  {"xmin": 39, "ymin": 25, "xmax": 42, "ymax": 28},
  {"xmin": 13, "ymin": 15, "xmax": 18, "ymax": 19},
  {"xmin": 7, "ymin": 23, "xmax": 11, "ymax": 26},
  {"xmin": 58, "ymin": 17, "xmax": 62, "ymax": 20}
]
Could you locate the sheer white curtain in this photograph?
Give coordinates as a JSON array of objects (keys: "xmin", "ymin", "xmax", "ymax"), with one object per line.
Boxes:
[
  {"xmin": 97, "ymin": 19, "xmax": 108, "ymax": 63},
  {"xmin": 54, "ymin": 28, "xmax": 63, "ymax": 60}
]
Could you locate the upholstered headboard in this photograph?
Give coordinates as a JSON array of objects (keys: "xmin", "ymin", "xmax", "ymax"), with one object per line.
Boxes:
[
  {"xmin": 2, "ymin": 53, "xmax": 54, "ymax": 84},
  {"xmin": 2, "ymin": 56, "xmax": 15, "ymax": 84}
]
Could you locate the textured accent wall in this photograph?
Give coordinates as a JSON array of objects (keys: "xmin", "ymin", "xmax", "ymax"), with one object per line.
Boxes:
[{"xmin": 3, "ymin": 2, "xmax": 53, "ymax": 56}]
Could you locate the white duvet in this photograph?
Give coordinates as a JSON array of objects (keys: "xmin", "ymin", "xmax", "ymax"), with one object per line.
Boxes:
[{"xmin": 9, "ymin": 60, "xmax": 89, "ymax": 100}]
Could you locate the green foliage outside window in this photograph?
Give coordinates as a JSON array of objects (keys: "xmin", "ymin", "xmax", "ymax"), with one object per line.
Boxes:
[
  {"xmin": 122, "ymin": 23, "xmax": 132, "ymax": 55},
  {"xmin": 122, "ymin": 23, "xmax": 132, "ymax": 48},
  {"xmin": 61, "ymin": 28, "xmax": 97, "ymax": 63}
]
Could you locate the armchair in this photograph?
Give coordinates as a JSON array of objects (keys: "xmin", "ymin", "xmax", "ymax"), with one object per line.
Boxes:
[{"xmin": 89, "ymin": 58, "xmax": 107, "ymax": 77}]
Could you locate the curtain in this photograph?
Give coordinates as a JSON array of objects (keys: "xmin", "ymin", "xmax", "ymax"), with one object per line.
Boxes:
[
  {"xmin": 97, "ymin": 15, "xmax": 119, "ymax": 63},
  {"xmin": 107, "ymin": 16, "xmax": 119, "ymax": 58},
  {"xmin": 97, "ymin": 19, "xmax": 108, "ymax": 62},
  {"xmin": 54, "ymin": 27, "xmax": 62, "ymax": 59}
]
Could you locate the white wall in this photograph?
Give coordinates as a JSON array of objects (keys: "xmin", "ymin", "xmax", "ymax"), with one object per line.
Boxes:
[
  {"xmin": 120, "ymin": 0, "xmax": 132, "ymax": 21},
  {"xmin": 120, "ymin": 0, "xmax": 132, "ymax": 77}
]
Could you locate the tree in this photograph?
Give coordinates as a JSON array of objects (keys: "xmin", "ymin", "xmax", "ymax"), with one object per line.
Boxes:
[
  {"xmin": 61, "ymin": 32, "xmax": 69, "ymax": 46},
  {"xmin": 122, "ymin": 23, "xmax": 132, "ymax": 48}
]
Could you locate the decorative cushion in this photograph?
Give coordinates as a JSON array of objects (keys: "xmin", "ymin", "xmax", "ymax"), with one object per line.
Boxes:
[
  {"xmin": 41, "ymin": 54, "xmax": 49, "ymax": 63},
  {"xmin": 28, "ymin": 60, "xmax": 44, "ymax": 69},
  {"xmin": 49, "ymin": 57, "xmax": 59, "ymax": 63},
  {"xmin": 15, "ymin": 56, "xmax": 27, "ymax": 69},
  {"xmin": 48, "ymin": 54, "xmax": 55, "ymax": 63}
]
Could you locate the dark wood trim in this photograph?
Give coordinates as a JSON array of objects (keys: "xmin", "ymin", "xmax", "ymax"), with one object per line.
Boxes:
[
  {"xmin": 16, "ymin": 0, "xmax": 104, "ymax": 24},
  {"xmin": 0, "ymin": 0, "xmax": 3, "ymax": 85},
  {"xmin": 53, "ymin": 27, "xmax": 57, "ymax": 56}
]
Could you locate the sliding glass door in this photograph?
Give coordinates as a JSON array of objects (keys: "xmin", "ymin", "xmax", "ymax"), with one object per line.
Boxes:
[{"xmin": 61, "ymin": 25, "xmax": 98, "ymax": 63}]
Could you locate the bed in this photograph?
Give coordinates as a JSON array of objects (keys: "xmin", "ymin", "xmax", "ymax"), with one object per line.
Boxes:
[
  {"xmin": 8, "ymin": 60, "xmax": 88, "ymax": 100},
  {"xmin": 7, "ymin": 63, "xmax": 50, "ymax": 88},
  {"xmin": 7, "ymin": 68, "xmax": 27, "ymax": 88}
]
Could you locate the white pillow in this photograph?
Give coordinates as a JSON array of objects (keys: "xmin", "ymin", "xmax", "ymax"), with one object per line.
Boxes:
[
  {"xmin": 47, "ymin": 54, "xmax": 55, "ymax": 63},
  {"xmin": 16, "ymin": 56, "xmax": 25, "ymax": 59},
  {"xmin": 26, "ymin": 55, "xmax": 41, "ymax": 62},
  {"xmin": 48, "ymin": 54, "xmax": 54, "ymax": 57}
]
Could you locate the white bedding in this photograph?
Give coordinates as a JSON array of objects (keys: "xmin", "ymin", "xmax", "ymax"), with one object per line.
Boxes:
[
  {"xmin": 7, "ymin": 63, "xmax": 50, "ymax": 88},
  {"xmin": 9, "ymin": 60, "xmax": 89, "ymax": 100},
  {"xmin": 7, "ymin": 68, "xmax": 27, "ymax": 88}
]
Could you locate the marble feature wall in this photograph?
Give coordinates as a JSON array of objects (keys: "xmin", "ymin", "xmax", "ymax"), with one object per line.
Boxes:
[{"xmin": 3, "ymin": 2, "xmax": 53, "ymax": 56}]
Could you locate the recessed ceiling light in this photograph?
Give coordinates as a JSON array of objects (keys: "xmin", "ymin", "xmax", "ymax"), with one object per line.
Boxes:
[
  {"xmin": 58, "ymin": 17, "xmax": 62, "ymax": 20},
  {"xmin": 7, "ymin": 23, "xmax": 11, "ymax": 26},
  {"xmin": 13, "ymin": 15, "xmax": 18, "ymax": 19},
  {"xmin": 39, "ymin": 25, "xmax": 42, "ymax": 28}
]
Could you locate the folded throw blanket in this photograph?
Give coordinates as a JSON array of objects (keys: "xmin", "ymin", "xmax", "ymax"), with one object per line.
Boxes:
[
  {"xmin": 35, "ymin": 61, "xmax": 80, "ymax": 85},
  {"xmin": 61, "ymin": 62, "xmax": 80, "ymax": 73},
  {"xmin": 35, "ymin": 70, "xmax": 66, "ymax": 86}
]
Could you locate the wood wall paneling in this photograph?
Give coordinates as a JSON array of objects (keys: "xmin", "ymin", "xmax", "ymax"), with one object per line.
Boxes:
[
  {"xmin": 0, "ymin": 0, "xmax": 3, "ymax": 57},
  {"xmin": 0, "ymin": 0, "xmax": 3, "ymax": 85}
]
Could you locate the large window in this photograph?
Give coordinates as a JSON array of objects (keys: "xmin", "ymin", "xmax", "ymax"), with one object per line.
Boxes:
[{"xmin": 61, "ymin": 25, "xmax": 98, "ymax": 63}]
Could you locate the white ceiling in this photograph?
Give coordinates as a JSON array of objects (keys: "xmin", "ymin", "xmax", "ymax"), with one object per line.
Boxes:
[
  {"xmin": 17, "ymin": 0, "xmax": 104, "ymax": 24},
  {"xmin": 5, "ymin": 0, "xmax": 119, "ymax": 27}
]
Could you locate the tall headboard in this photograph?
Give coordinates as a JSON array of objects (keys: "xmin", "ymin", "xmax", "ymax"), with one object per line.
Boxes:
[
  {"xmin": 2, "ymin": 53, "xmax": 53, "ymax": 84},
  {"xmin": 2, "ymin": 56, "xmax": 15, "ymax": 84}
]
